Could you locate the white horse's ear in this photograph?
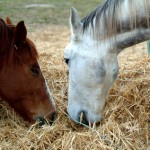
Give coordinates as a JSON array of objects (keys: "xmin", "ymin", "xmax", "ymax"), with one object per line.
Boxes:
[{"xmin": 70, "ymin": 7, "xmax": 82, "ymax": 38}]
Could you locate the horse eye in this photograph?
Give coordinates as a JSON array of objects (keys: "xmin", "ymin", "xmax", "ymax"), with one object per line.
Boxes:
[
  {"xmin": 31, "ymin": 67, "xmax": 39, "ymax": 76},
  {"xmin": 64, "ymin": 58, "xmax": 69, "ymax": 64}
]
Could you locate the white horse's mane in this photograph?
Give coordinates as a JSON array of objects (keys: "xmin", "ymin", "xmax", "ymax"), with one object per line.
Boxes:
[{"xmin": 82, "ymin": 0, "xmax": 150, "ymax": 39}]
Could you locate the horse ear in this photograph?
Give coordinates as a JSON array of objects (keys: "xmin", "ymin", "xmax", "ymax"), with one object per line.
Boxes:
[
  {"xmin": 14, "ymin": 21, "xmax": 27, "ymax": 44},
  {"xmin": 6, "ymin": 17, "xmax": 13, "ymax": 25},
  {"xmin": 70, "ymin": 7, "xmax": 82, "ymax": 38}
]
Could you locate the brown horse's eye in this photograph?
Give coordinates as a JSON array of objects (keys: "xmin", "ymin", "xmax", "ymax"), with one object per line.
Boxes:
[{"xmin": 31, "ymin": 67, "xmax": 39, "ymax": 76}]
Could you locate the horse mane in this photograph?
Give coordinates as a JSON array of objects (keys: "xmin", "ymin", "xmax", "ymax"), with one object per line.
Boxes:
[
  {"xmin": 82, "ymin": 0, "xmax": 121, "ymax": 36},
  {"xmin": 0, "ymin": 18, "xmax": 38, "ymax": 70},
  {"xmin": 82, "ymin": 0, "xmax": 149, "ymax": 39}
]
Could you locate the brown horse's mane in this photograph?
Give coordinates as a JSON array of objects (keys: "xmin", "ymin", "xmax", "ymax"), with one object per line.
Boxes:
[{"xmin": 0, "ymin": 18, "xmax": 38, "ymax": 70}]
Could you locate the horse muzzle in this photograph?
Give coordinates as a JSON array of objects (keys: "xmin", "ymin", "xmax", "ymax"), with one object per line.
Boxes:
[{"xmin": 34, "ymin": 111, "xmax": 57, "ymax": 127}]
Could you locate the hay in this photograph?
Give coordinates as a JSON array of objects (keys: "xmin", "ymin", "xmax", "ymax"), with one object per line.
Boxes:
[{"xmin": 0, "ymin": 25, "xmax": 149, "ymax": 150}]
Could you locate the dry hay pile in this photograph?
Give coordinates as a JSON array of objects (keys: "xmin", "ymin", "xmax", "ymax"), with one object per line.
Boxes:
[{"xmin": 0, "ymin": 25, "xmax": 149, "ymax": 150}]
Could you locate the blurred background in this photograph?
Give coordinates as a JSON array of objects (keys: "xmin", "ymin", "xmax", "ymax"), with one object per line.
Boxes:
[{"xmin": 0, "ymin": 0, "xmax": 101, "ymax": 29}]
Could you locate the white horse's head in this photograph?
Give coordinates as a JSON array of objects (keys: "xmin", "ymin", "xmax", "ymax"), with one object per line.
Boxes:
[
  {"xmin": 64, "ymin": 8, "xmax": 119, "ymax": 125},
  {"xmin": 64, "ymin": 2, "xmax": 150, "ymax": 125}
]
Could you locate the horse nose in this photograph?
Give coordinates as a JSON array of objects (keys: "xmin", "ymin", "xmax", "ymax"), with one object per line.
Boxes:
[
  {"xmin": 48, "ymin": 111, "xmax": 57, "ymax": 124},
  {"xmin": 35, "ymin": 116, "xmax": 47, "ymax": 127},
  {"xmin": 78, "ymin": 111, "xmax": 89, "ymax": 126},
  {"xmin": 35, "ymin": 111, "xmax": 57, "ymax": 127}
]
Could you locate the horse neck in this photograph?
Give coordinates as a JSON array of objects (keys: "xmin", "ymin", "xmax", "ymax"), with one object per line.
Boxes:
[
  {"xmin": 115, "ymin": 0, "xmax": 150, "ymax": 53},
  {"xmin": 114, "ymin": 0, "xmax": 149, "ymax": 32},
  {"xmin": 91, "ymin": 0, "xmax": 150, "ymax": 53}
]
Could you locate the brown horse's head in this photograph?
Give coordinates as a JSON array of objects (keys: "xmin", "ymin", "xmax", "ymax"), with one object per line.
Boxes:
[{"xmin": 0, "ymin": 18, "xmax": 56, "ymax": 125}]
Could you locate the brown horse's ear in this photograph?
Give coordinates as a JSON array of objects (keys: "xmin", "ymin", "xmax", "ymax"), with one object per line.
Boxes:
[
  {"xmin": 14, "ymin": 21, "xmax": 27, "ymax": 44},
  {"xmin": 6, "ymin": 17, "xmax": 13, "ymax": 24}
]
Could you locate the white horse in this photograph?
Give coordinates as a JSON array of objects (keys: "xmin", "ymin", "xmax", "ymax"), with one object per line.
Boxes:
[{"xmin": 64, "ymin": 0, "xmax": 150, "ymax": 125}]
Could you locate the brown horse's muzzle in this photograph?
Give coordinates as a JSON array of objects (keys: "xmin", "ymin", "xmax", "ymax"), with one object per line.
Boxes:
[{"xmin": 34, "ymin": 111, "xmax": 57, "ymax": 127}]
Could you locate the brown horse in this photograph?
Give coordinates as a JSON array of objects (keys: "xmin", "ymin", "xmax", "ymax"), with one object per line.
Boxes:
[{"xmin": 0, "ymin": 18, "xmax": 56, "ymax": 125}]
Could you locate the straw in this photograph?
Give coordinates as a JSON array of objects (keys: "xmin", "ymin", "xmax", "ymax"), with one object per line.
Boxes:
[{"xmin": 0, "ymin": 25, "xmax": 149, "ymax": 150}]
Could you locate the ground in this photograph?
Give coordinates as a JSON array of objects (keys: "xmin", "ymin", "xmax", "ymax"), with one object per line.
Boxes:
[{"xmin": 0, "ymin": 25, "xmax": 149, "ymax": 150}]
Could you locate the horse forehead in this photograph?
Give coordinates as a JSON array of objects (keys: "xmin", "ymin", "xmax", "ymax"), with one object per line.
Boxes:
[
  {"xmin": 70, "ymin": 32, "xmax": 93, "ymax": 46},
  {"xmin": 67, "ymin": 33, "xmax": 113, "ymax": 61},
  {"xmin": 73, "ymin": 38, "xmax": 110, "ymax": 54}
]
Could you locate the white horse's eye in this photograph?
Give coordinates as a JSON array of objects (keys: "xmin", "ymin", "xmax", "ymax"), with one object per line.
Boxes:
[{"xmin": 64, "ymin": 58, "xmax": 70, "ymax": 64}]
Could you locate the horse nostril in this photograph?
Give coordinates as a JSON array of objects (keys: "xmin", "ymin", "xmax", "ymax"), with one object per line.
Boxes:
[
  {"xmin": 78, "ymin": 111, "xmax": 89, "ymax": 126},
  {"xmin": 49, "ymin": 111, "xmax": 57, "ymax": 124},
  {"xmin": 36, "ymin": 116, "xmax": 47, "ymax": 127}
]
